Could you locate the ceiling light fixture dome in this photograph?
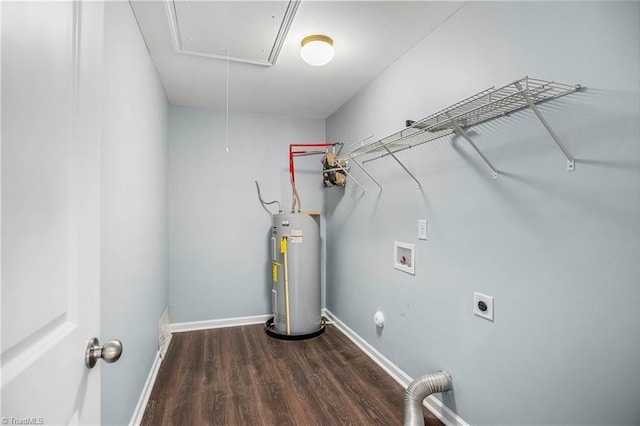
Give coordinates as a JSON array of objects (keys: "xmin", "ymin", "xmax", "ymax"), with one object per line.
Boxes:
[{"xmin": 300, "ymin": 34, "xmax": 334, "ymax": 66}]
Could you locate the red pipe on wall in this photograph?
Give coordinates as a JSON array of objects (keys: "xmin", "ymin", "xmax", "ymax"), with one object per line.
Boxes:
[
  {"xmin": 288, "ymin": 143, "xmax": 335, "ymax": 212},
  {"xmin": 289, "ymin": 143, "xmax": 334, "ymax": 183}
]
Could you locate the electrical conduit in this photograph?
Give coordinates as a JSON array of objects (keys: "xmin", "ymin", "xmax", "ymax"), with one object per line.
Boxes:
[
  {"xmin": 254, "ymin": 180, "xmax": 282, "ymax": 215},
  {"xmin": 404, "ymin": 370, "xmax": 453, "ymax": 426}
]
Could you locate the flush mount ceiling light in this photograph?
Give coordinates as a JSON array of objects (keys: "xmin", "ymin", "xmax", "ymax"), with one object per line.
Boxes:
[{"xmin": 300, "ymin": 34, "xmax": 334, "ymax": 66}]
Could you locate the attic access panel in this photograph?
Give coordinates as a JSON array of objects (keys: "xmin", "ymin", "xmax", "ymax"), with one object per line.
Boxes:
[{"xmin": 166, "ymin": 0, "xmax": 300, "ymax": 66}]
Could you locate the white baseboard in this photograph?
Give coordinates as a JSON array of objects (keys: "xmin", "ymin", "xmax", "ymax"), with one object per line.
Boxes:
[
  {"xmin": 129, "ymin": 350, "xmax": 162, "ymax": 426},
  {"xmin": 322, "ymin": 309, "xmax": 468, "ymax": 426},
  {"xmin": 322, "ymin": 308, "xmax": 413, "ymax": 387},
  {"xmin": 425, "ymin": 396, "xmax": 468, "ymax": 426},
  {"xmin": 167, "ymin": 313, "xmax": 271, "ymax": 333}
]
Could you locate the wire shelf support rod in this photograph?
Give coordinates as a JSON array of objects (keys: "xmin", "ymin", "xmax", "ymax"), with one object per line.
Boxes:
[
  {"xmin": 514, "ymin": 79, "xmax": 576, "ymax": 171},
  {"xmin": 351, "ymin": 158, "xmax": 383, "ymax": 192},
  {"xmin": 383, "ymin": 145, "xmax": 422, "ymax": 189},
  {"xmin": 445, "ymin": 112, "xmax": 499, "ymax": 179}
]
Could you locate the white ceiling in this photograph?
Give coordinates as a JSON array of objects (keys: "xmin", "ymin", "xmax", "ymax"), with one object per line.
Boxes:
[{"xmin": 129, "ymin": 1, "xmax": 465, "ymax": 119}]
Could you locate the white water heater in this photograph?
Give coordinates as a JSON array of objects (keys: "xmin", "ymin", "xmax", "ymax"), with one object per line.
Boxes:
[{"xmin": 266, "ymin": 212, "xmax": 323, "ymax": 339}]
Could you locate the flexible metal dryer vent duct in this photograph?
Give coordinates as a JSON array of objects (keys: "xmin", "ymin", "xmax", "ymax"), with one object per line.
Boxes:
[{"xmin": 404, "ymin": 370, "xmax": 453, "ymax": 426}]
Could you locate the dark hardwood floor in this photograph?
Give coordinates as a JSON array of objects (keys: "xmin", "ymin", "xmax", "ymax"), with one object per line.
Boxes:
[{"xmin": 142, "ymin": 324, "xmax": 443, "ymax": 426}]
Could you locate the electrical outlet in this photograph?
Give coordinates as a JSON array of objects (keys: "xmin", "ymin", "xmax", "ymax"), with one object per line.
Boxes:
[
  {"xmin": 473, "ymin": 292, "xmax": 494, "ymax": 321},
  {"xmin": 418, "ymin": 219, "xmax": 427, "ymax": 240}
]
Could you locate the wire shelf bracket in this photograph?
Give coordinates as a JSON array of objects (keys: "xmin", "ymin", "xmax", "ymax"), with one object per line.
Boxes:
[
  {"xmin": 383, "ymin": 145, "xmax": 422, "ymax": 189},
  {"xmin": 445, "ymin": 111, "xmax": 499, "ymax": 179},
  {"xmin": 341, "ymin": 166, "xmax": 367, "ymax": 193},
  {"xmin": 513, "ymin": 79, "xmax": 577, "ymax": 171},
  {"xmin": 323, "ymin": 164, "xmax": 367, "ymax": 193},
  {"xmin": 335, "ymin": 76, "xmax": 581, "ymax": 190},
  {"xmin": 351, "ymin": 158, "xmax": 383, "ymax": 193}
]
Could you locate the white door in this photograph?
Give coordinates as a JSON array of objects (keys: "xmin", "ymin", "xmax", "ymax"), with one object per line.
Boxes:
[{"xmin": 1, "ymin": 1, "xmax": 104, "ymax": 424}]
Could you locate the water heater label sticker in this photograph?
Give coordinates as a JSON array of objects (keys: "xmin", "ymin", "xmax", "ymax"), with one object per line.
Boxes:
[{"xmin": 290, "ymin": 229, "xmax": 302, "ymax": 243}]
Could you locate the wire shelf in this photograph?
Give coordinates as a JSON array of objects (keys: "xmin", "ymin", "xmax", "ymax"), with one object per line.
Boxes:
[{"xmin": 338, "ymin": 76, "xmax": 580, "ymax": 165}]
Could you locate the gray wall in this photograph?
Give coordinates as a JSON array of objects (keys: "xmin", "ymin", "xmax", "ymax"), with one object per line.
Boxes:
[
  {"xmin": 101, "ymin": 3, "xmax": 169, "ymax": 425},
  {"xmin": 325, "ymin": 2, "xmax": 639, "ymax": 425},
  {"xmin": 169, "ymin": 107, "xmax": 325, "ymax": 323}
]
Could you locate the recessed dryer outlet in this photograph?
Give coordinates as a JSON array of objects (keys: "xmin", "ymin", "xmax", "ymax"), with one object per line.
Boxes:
[{"xmin": 473, "ymin": 292, "xmax": 494, "ymax": 321}]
